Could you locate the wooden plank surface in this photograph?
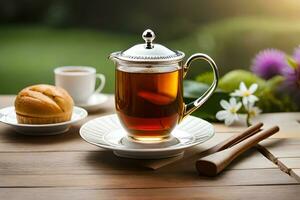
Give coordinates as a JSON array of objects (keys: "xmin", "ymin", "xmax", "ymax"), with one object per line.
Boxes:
[
  {"xmin": 259, "ymin": 138, "xmax": 300, "ymax": 182},
  {"xmin": 253, "ymin": 113, "xmax": 300, "ymax": 138},
  {"xmin": 215, "ymin": 112, "xmax": 300, "ymax": 138},
  {"xmin": 1, "ymin": 168, "xmax": 296, "ymax": 188},
  {"xmin": 0, "ymin": 130, "xmax": 291, "ymax": 188},
  {"xmin": 259, "ymin": 139, "xmax": 300, "ymax": 158},
  {"xmin": 278, "ymin": 158, "xmax": 300, "ymax": 168},
  {"xmin": 1, "ymin": 185, "xmax": 300, "ymax": 200},
  {"xmin": 0, "ymin": 95, "xmax": 300, "ymax": 199},
  {"xmin": 291, "ymin": 169, "xmax": 300, "ymax": 182},
  {"xmin": 0, "ymin": 146, "xmax": 293, "ymax": 189},
  {"xmin": 0, "ymin": 148, "xmax": 277, "ymax": 175}
]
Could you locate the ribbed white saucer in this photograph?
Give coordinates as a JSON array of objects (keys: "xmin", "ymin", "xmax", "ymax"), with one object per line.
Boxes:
[
  {"xmin": 0, "ymin": 106, "xmax": 87, "ymax": 135},
  {"xmin": 80, "ymin": 114, "xmax": 214, "ymax": 159}
]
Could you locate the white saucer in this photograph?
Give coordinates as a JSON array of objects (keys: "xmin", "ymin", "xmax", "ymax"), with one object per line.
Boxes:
[
  {"xmin": 0, "ymin": 106, "xmax": 87, "ymax": 135},
  {"xmin": 80, "ymin": 114, "xmax": 215, "ymax": 159},
  {"xmin": 76, "ymin": 93, "xmax": 108, "ymax": 112}
]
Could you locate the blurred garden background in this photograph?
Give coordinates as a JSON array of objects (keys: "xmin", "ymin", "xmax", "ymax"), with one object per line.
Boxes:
[{"xmin": 1, "ymin": 0, "xmax": 300, "ymax": 95}]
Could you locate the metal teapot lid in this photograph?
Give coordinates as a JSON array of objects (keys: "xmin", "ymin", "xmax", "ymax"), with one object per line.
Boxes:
[{"xmin": 110, "ymin": 29, "xmax": 185, "ymax": 63}]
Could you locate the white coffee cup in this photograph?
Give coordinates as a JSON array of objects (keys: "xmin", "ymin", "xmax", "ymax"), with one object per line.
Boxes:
[{"xmin": 54, "ymin": 66, "xmax": 105, "ymax": 104}]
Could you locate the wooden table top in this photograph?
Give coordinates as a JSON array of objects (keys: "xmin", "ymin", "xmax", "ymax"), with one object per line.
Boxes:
[{"xmin": 0, "ymin": 95, "xmax": 299, "ymax": 200}]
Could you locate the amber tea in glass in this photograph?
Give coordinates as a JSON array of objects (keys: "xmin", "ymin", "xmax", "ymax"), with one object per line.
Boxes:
[{"xmin": 116, "ymin": 66, "xmax": 184, "ymax": 141}]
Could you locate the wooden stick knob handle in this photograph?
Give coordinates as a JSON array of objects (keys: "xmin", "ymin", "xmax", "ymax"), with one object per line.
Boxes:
[{"xmin": 196, "ymin": 126, "xmax": 279, "ymax": 176}]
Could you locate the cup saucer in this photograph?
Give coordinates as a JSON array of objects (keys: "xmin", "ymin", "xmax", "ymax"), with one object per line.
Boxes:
[
  {"xmin": 80, "ymin": 114, "xmax": 215, "ymax": 159},
  {"xmin": 75, "ymin": 93, "xmax": 108, "ymax": 112},
  {"xmin": 0, "ymin": 106, "xmax": 87, "ymax": 135}
]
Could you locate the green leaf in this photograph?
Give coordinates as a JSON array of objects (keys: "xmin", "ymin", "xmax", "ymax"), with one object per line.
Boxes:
[
  {"xmin": 265, "ymin": 75, "xmax": 284, "ymax": 91},
  {"xmin": 195, "ymin": 72, "xmax": 214, "ymax": 85},
  {"xmin": 286, "ymin": 56, "xmax": 298, "ymax": 69},
  {"xmin": 184, "ymin": 80, "xmax": 229, "ymax": 121},
  {"xmin": 184, "ymin": 80, "xmax": 214, "ymax": 99},
  {"xmin": 256, "ymin": 75, "xmax": 295, "ymax": 112},
  {"xmin": 219, "ymin": 69, "xmax": 266, "ymax": 92}
]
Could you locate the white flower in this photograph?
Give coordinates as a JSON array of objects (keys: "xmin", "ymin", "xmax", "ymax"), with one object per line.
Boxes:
[
  {"xmin": 216, "ymin": 97, "xmax": 242, "ymax": 126},
  {"xmin": 231, "ymin": 82, "xmax": 259, "ymax": 106},
  {"xmin": 245, "ymin": 102, "xmax": 262, "ymax": 118}
]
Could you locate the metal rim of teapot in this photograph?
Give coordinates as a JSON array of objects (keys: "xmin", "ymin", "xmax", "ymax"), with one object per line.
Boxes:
[{"xmin": 109, "ymin": 51, "xmax": 185, "ymax": 64}]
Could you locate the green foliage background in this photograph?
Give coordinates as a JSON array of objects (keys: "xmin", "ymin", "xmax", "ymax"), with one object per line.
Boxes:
[{"xmin": 1, "ymin": 17, "xmax": 300, "ymax": 94}]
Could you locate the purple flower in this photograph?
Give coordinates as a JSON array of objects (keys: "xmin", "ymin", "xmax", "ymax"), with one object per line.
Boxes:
[
  {"xmin": 293, "ymin": 46, "xmax": 300, "ymax": 64},
  {"xmin": 282, "ymin": 67, "xmax": 300, "ymax": 107},
  {"xmin": 283, "ymin": 68, "xmax": 300, "ymax": 91},
  {"xmin": 280, "ymin": 46, "xmax": 300, "ymax": 108},
  {"xmin": 251, "ymin": 49, "xmax": 289, "ymax": 80},
  {"xmin": 284, "ymin": 46, "xmax": 300, "ymax": 91}
]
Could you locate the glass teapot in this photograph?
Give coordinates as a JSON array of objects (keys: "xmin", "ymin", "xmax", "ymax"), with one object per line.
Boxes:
[{"xmin": 109, "ymin": 29, "xmax": 219, "ymax": 142}]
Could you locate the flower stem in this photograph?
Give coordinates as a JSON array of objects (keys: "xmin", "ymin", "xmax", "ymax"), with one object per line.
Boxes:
[
  {"xmin": 246, "ymin": 113, "xmax": 251, "ymax": 127},
  {"xmin": 246, "ymin": 102, "xmax": 251, "ymax": 127}
]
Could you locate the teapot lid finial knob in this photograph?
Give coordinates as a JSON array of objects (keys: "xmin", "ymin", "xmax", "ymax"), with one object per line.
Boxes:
[{"xmin": 142, "ymin": 29, "xmax": 155, "ymax": 49}]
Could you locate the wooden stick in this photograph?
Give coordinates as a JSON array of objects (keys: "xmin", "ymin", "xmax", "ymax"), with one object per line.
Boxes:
[
  {"xmin": 197, "ymin": 123, "xmax": 263, "ymax": 158},
  {"xmin": 196, "ymin": 126, "xmax": 279, "ymax": 176},
  {"xmin": 217, "ymin": 122, "xmax": 264, "ymax": 151}
]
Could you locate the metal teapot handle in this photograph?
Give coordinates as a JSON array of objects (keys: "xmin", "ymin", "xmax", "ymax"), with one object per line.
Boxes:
[{"xmin": 181, "ymin": 53, "xmax": 219, "ymax": 121}]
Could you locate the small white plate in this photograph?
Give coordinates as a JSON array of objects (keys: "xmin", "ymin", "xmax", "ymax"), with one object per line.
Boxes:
[
  {"xmin": 76, "ymin": 93, "xmax": 108, "ymax": 112},
  {"xmin": 80, "ymin": 114, "xmax": 215, "ymax": 159},
  {"xmin": 0, "ymin": 106, "xmax": 87, "ymax": 135}
]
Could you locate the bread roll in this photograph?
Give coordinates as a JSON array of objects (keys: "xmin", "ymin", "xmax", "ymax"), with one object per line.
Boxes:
[{"xmin": 15, "ymin": 84, "xmax": 74, "ymax": 124}]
